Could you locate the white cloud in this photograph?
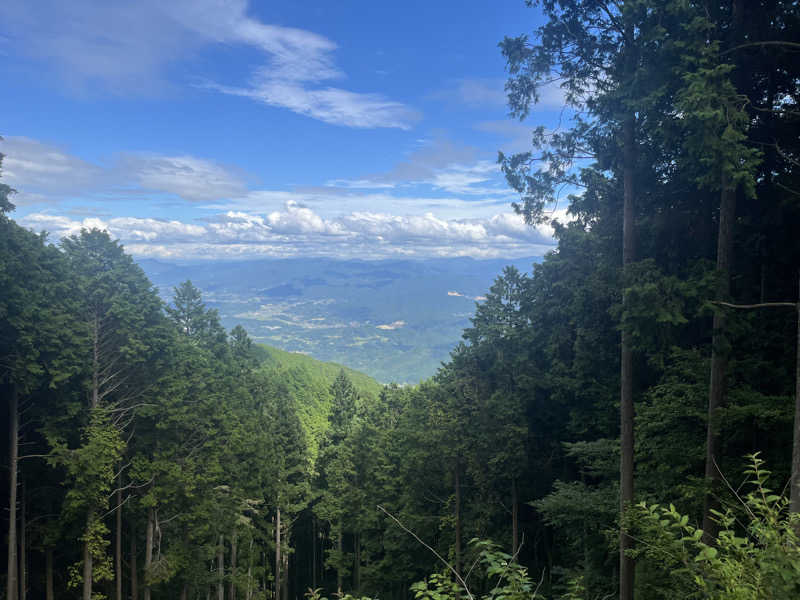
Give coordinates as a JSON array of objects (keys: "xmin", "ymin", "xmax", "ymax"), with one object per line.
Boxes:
[
  {"xmin": 376, "ymin": 321, "xmax": 405, "ymax": 330},
  {"xmin": 19, "ymin": 205, "xmax": 555, "ymax": 260},
  {"xmin": 0, "ymin": 136, "xmax": 247, "ymax": 203},
  {"xmin": 204, "ymin": 188, "xmax": 512, "ymax": 221},
  {"xmin": 215, "ymin": 81, "xmax": 418, "ymax": 130},
  {"xmin": 266, "ymin": 201, "xmax": 346, "ymax": 235},
  {"xmin": 0, "ymin": 136, "xmax": 104, "ymax": 194},
  {"xmin": 0, "ymin": 0, "xmax": 416, "ymax": 128},
  {"xmin": 326, "ymin": 137, "xmax": 510, "ymax": 197},
  {"xmin": 120, "ymin": 154, "xmax": 246, "ymax": 202}
]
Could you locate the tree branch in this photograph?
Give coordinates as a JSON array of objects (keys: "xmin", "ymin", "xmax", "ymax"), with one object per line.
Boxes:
[
  {"xmin": 712, "ymin": 301, "xmax": 795, "ymax": 309},
  {"xmin": 377, "ymin": 505, "xmax": 474, "ymax": 600}
]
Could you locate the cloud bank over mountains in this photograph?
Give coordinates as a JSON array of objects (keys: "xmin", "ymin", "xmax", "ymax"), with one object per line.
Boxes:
[
  {"xmin": 21, "ymin": 203, "xmax": 554, "ymax": 261},
  {"xmin": 3, "ymin": 134, "xmax": 556, "ymax": 260}
]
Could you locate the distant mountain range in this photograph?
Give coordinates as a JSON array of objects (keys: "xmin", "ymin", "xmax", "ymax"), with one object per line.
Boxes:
[{"xmin": 137, "ymin": 256, "xmax": 541, "ymax": 383}]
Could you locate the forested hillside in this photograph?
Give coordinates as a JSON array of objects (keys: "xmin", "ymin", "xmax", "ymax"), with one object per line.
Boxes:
[{"xmin": 2, "ymin": 1, "xmax": 800, "ymax": 600}]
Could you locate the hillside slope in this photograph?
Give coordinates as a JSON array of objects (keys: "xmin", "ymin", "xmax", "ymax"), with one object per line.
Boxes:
[{"xmin": 254, "ymin": 343, "xmax": 382, "ymax": 454}]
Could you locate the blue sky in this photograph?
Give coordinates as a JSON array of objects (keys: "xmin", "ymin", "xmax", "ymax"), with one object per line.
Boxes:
[{"xmin": 0, "ymin": 0, "xmax": 566, "ymax": 260}]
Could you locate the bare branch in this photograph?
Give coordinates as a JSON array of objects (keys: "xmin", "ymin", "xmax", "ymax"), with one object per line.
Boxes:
[
  {"xmin": 712, "ymin": 301, "xmax": 795, "ymax": 309},
  {"xmin": 720, "ymin": 41, "xmax": 800, "ymax": 55},
  {"xmin": 377, "ymin": 505, "xmax": 474, "ymax": 600}
]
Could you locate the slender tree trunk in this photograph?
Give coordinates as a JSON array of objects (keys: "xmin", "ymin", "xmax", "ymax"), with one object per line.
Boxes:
[
  {"xmin": 247, "ymin": 539, "xmax": 254, "ymax": 600},
  {"xmin": 281, "ymin": 529, "xmax": 288, "ymax": 600},
  {"xmin": 18, "ymin": 482, "xmax": 25, "ymax": 600},
  {"xmin": 46, "ymin": 547, "xmax": 54, "ymax": 600},
  {"xmin": 131, "ymin": 520, "xmax": 138, "ymax": 600},
  {"xmin": 7, "ymin": 383, "xmax": 19, "ymax": 600},
  {"xmin": 92, "ymin": 315, "xmax": 100, "ymax": 409},
  {"xmin": 181, "ymin": 584, "xmax": 188, "ymax": 600},
  {"xmin": 229, "ymin": 533, "xmax": 237, "ymax": 600},
  {"xmin": 217, "ymin": 534, "xmax": 224, "ymax": 600},
  {"xmin": 791, "ymin": 275, "xmax": 800, "ymax": 515},
  {"xmin": 511, "ymin": 478, "xmax": 519, "ymax": 558},
  {"xmin": 336, "ymin": 523, "xmax": 342, "ymax": 596},
  {"xmin": 619, "ymin": 109, "xmax": 637, "ymax": 600},
  {"xmin": 702, "ymin": 183, "xmax": 736, "ymax": 541},
  {"xmin": 144, "ymin": 508, "xmax": 154, "ymax": 600},
  {"xmin": 116, "ymin": 488, "xmax": 123, "ymax": 600},
  {"xmin": 82, "ymin": 317, "xmax": 101, "ymax": 600},
  {"xmin": 275, "ymin": 509, "xmax": 281, "ymax": 600},
  {"xmin": 83, "ymin": 511, "xmax": 94, "ymax": 600},
  {"xmin": 454, "ymin": 462, "xmax": 462, "ymax": 582},
  {"xmin": 19, "ymin": 481, "xmax": 25, "ymax": 600},
  {"xmin": 312, "ymin": 516, "xmax": 317, "ymax": 590},
  {"xmin": 354, "ymin": 532, "xmax": 360, "ymax": 593}
]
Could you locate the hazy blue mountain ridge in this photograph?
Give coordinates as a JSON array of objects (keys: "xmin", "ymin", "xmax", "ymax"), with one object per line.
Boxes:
[{"xmin": 138, "ymin": 256, "xmax": 540, "ymax": 382}]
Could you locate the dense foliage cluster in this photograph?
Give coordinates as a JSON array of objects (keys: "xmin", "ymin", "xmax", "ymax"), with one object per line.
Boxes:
[{"xmin": 2, "ymin": 0, "xmax": 800, "ymax": 599}]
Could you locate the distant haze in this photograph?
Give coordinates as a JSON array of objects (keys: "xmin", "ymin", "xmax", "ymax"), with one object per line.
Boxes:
[{"xmin": 139, "ymin": 255, "xmax": 541, "ymax": 382}]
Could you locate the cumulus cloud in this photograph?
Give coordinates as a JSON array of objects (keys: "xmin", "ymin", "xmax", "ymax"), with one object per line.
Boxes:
[
  {"xmin": 19, "ymin": 204, "xmax": 555, "ymax": 260},
  {"xmin": 0, "ymin": 0, "xmax": 416, "ymax": 128}
]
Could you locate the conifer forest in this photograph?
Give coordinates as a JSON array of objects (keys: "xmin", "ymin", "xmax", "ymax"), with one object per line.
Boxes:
[{"xmin": 2, "ymin": 1, "xmax": 800, "ymax": 599}]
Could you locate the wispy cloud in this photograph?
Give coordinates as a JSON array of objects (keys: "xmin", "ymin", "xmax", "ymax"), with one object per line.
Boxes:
[
  {"xmin": 0, "ymin": 136, "xmax": 105, "ymax": 194},
  {"xmin": 432, "ymin": 77, "xmax": 567, "ymax": 111},
  {"xmin": 212, "ymin": 80, "xmax": 419, "ymax": 129},
  {"xmin": 0, "ymin": 0, "xmax": 417, "ymax": 128},
  {"xmin": 0, "ymin": 136, "xmax": 247, "ymax": 204},
  {"xmin": 431, "ymin": 78, "xmax": 507, "ymax": 108},
  {"xmin": 119, "ymin": 154, "xmax": 247, "ymax": 202},
  {"xmin": 325, "ymin": 136, "xmax": 510, "ymax": 196}
]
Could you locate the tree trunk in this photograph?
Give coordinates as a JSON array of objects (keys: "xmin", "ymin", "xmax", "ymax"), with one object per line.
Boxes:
[
  {"xmin": 7, "ymin": 383, "xmax": 18, "ymax": 600},
  {"xmin": 791, "ymin": 276, "xmax": 800, "ymax": 515},
  {"xmin": 131, "ymin": 520, "xmax": 138, "ymax": 600},
  {"xmin": 46, "ymin": 547, "xmax": 54, "ymax": 600},
  {"xmin": 511, "ymin": 478, "xmax": 519, "ymax": 558},
  {"xmin": 217, "ymin": 534, "xmax": 224, "ymax": 600},
  {"xmin": 281, "ymin": 528, "xmax": 288, "ymax": 600},
  {"xmin": 116, "ymin": 488, "xmax": 123, "ymax": 600},
  {"xmin": 19, "ymin": 481, "xmax": 25, "ymax": 600},
  {"xmin": 229, "ymin": 533, "xmax": 237, "ymax": 600},
  {"xmin": 312, "ymin": 517, "xmax": 317, "ymax": 590},
  {"xmin": 83, "ymin": 511, "xmax": 94, "ymax": 600},
  {"xmin": 703, "ymin": 183, "xmax": 736, "ymax": 541},
  {"xmin": 144, "ymin": 508, "xmax": 154, "ymax": 600},
  {"xmin": 246, "ymin": 539, "xmax": 254, "ymax": 600},
  {"xmin": 354, "ymin": 532, "xmax": 360, "ymax": 593},
  {"xmin": 92, "ymin": 315, "xmax": 100, "ymax": 409},
  {"xmin": 454, "ymin": 462, "xmax": 462, "ymax": 582},
  {"xmin": 181, "ymin": 584, "xmax": 188, "ymax": 600},
  {"xmin": 336, "ymin": 523, "xmax": 342, "ymax": 596},
  {"xmin": 275, "ymin": 509, "xmax": 281, "ymax": 600},
  {"xmin": 619, "ymin": 106, "xmax": 637, "ymax": 600}
]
